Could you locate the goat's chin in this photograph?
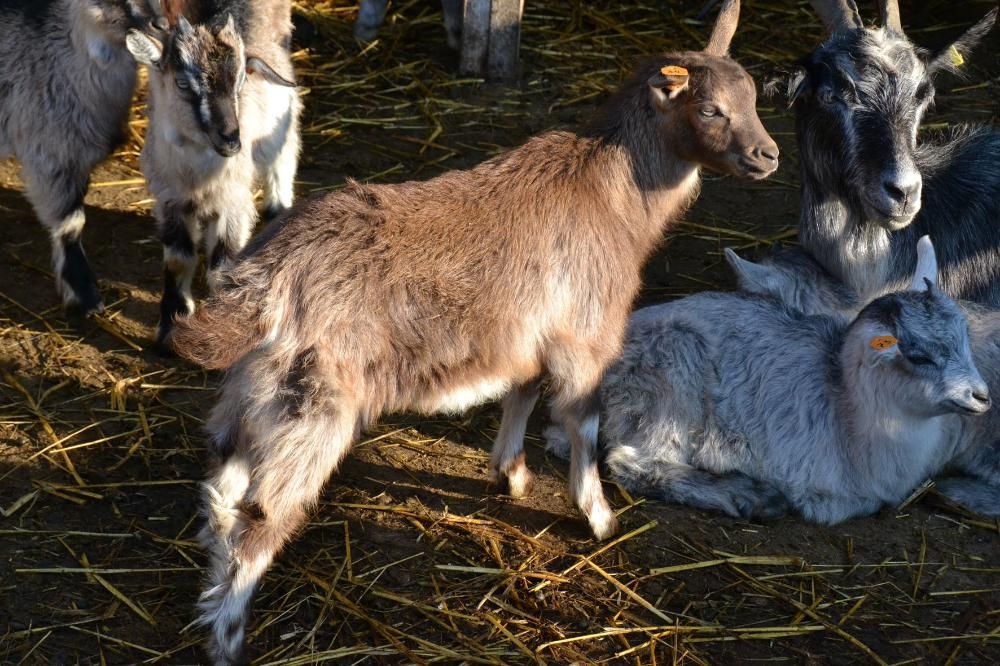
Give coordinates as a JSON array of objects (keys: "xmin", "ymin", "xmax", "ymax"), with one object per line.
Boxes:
[
  {"xmin": 713, "ymin": 160, "xmax": 775, "ymax": 182},
  {"xmin": 862, "ymin": 200, "xmax": 920, "ymax": 231}
]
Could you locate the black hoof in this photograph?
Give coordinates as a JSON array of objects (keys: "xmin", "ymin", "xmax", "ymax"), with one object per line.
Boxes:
[{"xmin": 262, "ymin": 204, "xmax": 287, "ymax": 223}]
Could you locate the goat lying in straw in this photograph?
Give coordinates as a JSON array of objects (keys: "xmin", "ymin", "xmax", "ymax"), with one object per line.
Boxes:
[{"xmin": 548, "ymin": 237, "xmax": 993, "ymax": 523}]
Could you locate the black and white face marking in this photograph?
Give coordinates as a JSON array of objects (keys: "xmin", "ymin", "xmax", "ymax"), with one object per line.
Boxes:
[
  {"xmin": 795, "ymin": 29, "xmax": 933, "ymax": 229},
  {"xmin": 167, "ymin": 16, "xmax": 246, "ymax": 157}
]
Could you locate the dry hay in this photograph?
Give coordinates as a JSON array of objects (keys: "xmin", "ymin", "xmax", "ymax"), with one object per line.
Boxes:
[{"xmin": 2, "ymin": 1, "xmax": 999, "ymax": 664}]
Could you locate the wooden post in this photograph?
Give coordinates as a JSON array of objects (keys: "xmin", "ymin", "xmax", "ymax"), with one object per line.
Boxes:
[
  {"xmin": 459, "ymin": 0, "xmax": 523, "ymax": 82},
  {"xmin": 459, "ymin": 0, "xmax": 491, "ymax": 77},
  {"xmin": 487, "ymin": 0, "xmax": 523, "ymax": 82}
]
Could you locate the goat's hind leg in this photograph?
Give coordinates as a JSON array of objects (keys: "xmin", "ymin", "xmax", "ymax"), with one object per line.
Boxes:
[
  {"xmin": 489, "ymin": 379, "xmax": 541, "ymax": 498},
  {"xmin": 22, "ymin": 162, "xmax": 103, "ymax": 315},
  {"xmin": 199, "ymin": 377, "xmax": 360, "ymax": 664},
  {"xmin": 260, "ymin": 91, "xmax": 301, "ymax": 222},
  {"xmin": 607, "ymin": 446, "xmax": 788, "ymax": 520}
]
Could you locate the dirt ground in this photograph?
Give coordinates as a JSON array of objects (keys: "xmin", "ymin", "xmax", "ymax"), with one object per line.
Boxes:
[{"xmin": 2, "ymin": 1, "xmax": 999, "ymax": 664}]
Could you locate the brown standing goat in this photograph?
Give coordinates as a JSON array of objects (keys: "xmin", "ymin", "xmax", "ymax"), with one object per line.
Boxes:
[{"xmin": 171, "ymin": 1, "xmax": 778, "ymax": 661}]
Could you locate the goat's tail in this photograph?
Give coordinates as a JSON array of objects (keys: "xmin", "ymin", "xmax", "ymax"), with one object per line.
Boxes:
[{"xmin": 170, "ymin": 287, "xmax": 266, "ymax": 370}]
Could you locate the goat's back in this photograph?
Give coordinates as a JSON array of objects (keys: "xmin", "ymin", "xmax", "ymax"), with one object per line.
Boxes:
[{"xmin": 174, "ymin": 132, "xmax": 652, "ymax": 407}]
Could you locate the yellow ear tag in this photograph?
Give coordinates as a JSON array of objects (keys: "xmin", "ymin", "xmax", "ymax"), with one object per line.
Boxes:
[
  {"xmin": 948, "ymin": 46, "xmax": 965, "ymax": 67},
  {"xmin": 660, "ymin": 65, "xmax": 689, "ymax": 77},
  {"xmin": 870, "ymin": 335, "xmax": 898, "ymax": 350}
]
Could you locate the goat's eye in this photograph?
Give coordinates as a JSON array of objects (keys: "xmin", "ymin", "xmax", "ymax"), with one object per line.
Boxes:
[
  {"xmin": 915, "ymin": 82, "xmax": 933, "ymax": 102},
  {"xmin": 176, "ymin": 76, "xmax": 191, "ymax": 91},
  {"xmin": 906, "ymin": 353, "xmax": 935, "ymax": 366},
  {"xmin": 699, "ymin": 105, "xmax": 721, "ymax": 118}
]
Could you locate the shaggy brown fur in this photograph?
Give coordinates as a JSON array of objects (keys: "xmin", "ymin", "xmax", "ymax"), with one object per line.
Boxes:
[{"xmin": 174, "ymin": 2, "xmax": 778, "ymax": 662}]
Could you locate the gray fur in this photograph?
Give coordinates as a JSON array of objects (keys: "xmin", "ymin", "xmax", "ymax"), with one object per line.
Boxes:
[
  {"xmin": 729, "ymin": 244, "xmax": 1000, "ymax": 517},
  {"xmin": 127, "ymin": 0, "xmax": 301, "ymax": 347},
  {"xmin": 0, "ymin": 0, "xmax": 157, "ymax": 314},
  {"xmin": 794, "ymin": 7, "xmax": 1000, "ymax": 305},
  {"xmin": 548, "ymin": 239, "xmax": 993, "ymax": 523}
]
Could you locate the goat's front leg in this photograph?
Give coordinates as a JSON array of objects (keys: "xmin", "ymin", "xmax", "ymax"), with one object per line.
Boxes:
[
  {"xmin": 204, "ymin": 200, "xmax": 256, "ymax": 293},
  {"xmin": 489, "ymin": 379, "xmax": 541, "ymax": 498},
  {"xmin": 22, "ymin": 162, "xmax": 103, "ymax": 315},
  {"xmin": 557, "ymin": 389, "xmax": 617, "ymax": 539},
  {"xmin": 156, "ymin": 198, "xmax": 200, "ymax": 347}
]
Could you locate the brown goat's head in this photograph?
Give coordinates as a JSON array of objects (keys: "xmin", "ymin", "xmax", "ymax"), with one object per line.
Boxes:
[
  {"xmin": 126, "ymin": 13, "xmax": 294, "ymax": 158},
  {"xmin": 645, "ymin": 0, "xmax": 779, "ymax": 180}
]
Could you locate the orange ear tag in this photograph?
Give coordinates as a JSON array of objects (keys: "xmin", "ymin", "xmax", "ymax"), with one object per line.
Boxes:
[
  {"xmin": 869, "ymin": 335, "xmax": 898, "ymax": 350},
  {"xmin": 660, "ymin": 65, "xmax": 689, "ymax": 77}
]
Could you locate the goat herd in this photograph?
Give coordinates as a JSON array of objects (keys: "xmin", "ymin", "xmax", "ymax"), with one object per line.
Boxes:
[{"xmin": 1, "ymin": 0, "xmax": 998, "ymax": 662}]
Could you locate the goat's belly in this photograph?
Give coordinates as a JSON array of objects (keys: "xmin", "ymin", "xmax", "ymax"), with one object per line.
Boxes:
[{"xmin": 416, "ymin": 377, "xmax": 512, "ymax": 415}]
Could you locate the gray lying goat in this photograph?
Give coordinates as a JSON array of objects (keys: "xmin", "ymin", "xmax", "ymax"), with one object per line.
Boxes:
[
  {"xmin": 0, "ymin": 0, "xmax": 159, "ymax": 314},
  {"xmin": 796, "ymin": 1, "xmax": 1000, "ymax": 304},
  {"xmin": 548, "ymin": 237, "xmax": 993, "ymax": 523},
  {"xmin": 728, "ymin": 242, "xmax": 1000, "ymax": 517}
]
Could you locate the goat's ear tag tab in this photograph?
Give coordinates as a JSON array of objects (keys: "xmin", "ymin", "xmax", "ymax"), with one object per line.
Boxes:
[
  {"xmin": 948, "ymin": 46, "xmax": 965, "ymax": 67},
  {"xmin": 660, "ymin": 65, "xmax": 689, "ymax": 91},
  {"xmin": 870, "ymin": 335, "xmax": 898, "ymax": 350}
]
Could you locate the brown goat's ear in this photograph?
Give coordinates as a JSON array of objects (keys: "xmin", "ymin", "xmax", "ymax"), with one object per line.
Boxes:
[
  {"xmin": 648, "ymin": 65, "xmax": 690, "ymax": 108},
  {"xmin": 247, "ymin": 57, "xmax": 296, "ymax": 87},
  {"xmin": 704, "ymin": 0, "xmax": 740, "ymax": 56}
]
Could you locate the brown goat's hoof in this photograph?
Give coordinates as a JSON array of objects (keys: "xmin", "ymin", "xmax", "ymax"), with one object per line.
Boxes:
[{"xmin": 588, "ymin": 505, "xmax": 619, "ymax": 541}]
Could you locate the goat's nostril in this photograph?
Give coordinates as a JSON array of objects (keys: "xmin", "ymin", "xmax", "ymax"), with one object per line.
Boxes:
[
  {"xmin": 760, "ymin": 146, "xmax": 779, "ymax": 162},
  {"xmin": 973, "ymin": 389, "xmax": 990, "ymax": 404},
  {"xmin": 882, "ymin": 181, "xmax": 907, "ymax": 203}
]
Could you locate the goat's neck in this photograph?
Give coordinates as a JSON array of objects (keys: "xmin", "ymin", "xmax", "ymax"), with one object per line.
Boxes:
[
  {"xmin": 837, "ymin": 337, "xmax": 947, "ymax": 498},
  {"xmin": 799, "ymin": 167, "xmax": 893, "ymax": 300},
  {"xmin": 594, "ymin": 115, "xmax": 701, "ymax": 258}
]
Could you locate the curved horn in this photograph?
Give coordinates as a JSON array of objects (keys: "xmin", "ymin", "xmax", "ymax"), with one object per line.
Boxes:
[
  {"xmin": 910, "ymin": 235, "xmax": 938, "ymax": 291},
  {"xmin": 704, "ymin": 0, "xmax": 740, "ymax": 56},
  {"xmin": 809, "ymin": 0, "xmax": 863, "ymax": 33},
  {"xmin": 876, "ymin": 0, "xmax": 902, "ymax": 33}
]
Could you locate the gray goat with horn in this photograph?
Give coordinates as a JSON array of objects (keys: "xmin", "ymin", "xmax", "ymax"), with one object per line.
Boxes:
[
  {"xmin": 548, "ymin": 237, "xmax": 995, "ymax": 523},
  {"xmin": 727, "ymin": 241, "xmax": 1000, "ymax": 518},
  {"xmin": 0, "ymin": 0, "xmax": 163, "ymax": 315}
]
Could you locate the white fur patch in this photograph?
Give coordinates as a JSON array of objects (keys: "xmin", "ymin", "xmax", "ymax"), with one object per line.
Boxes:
[
  {"xmin": 422, "ymin": 378, "xmax": 511, "ymax": 415},
  {"xmin": 587, "ymin": 499, "xmax": 618, "ymax": 541}
]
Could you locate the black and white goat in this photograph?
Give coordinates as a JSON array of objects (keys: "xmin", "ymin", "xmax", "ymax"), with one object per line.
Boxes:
[
  {"xmin": 795, "ymin": 0, "xmax": 1000, "ymax": 304},
  {"xmin": 125, "ymin": 0, "xmax": 301, "ymax": 346},
  {"xmin": 0, "ymin": 0, "xmax": 159, "ymax": 315}
]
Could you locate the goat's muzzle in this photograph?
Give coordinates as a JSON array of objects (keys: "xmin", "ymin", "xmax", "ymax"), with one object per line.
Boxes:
[
  {"xmin": 212, "ymin": 130, "xmax": 242, "ymax": 158},
  {"xmin": 734, "ymin": 138, "xmax": 780, "ymax": 180}
]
